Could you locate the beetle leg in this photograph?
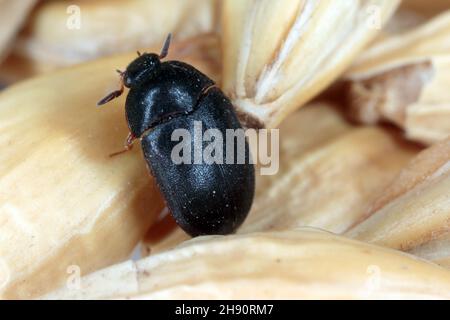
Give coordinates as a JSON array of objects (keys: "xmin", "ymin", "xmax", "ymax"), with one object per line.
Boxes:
[
  {"xmin": 109, "ymin": 133, "xmax": 136, "ymax": 157},
  {"xmin": 97, "ymin": 70, "xmax": 125, "ymax": 106}
]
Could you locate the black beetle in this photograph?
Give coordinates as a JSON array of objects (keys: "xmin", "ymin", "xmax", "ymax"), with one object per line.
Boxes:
[{"xmin": 98, "ymin": 35, "xmax": 255, "ymax": 237}]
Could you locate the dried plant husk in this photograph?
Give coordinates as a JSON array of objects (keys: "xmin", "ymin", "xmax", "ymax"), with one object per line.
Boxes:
[
  {"xmin": 142, "ymin": 102, "xmax": 420, "ymax": 256},
  {"xmin": 221, "ymin": 0, "xmax": 400, "ymax": 128},
  {"xmin": 44, "ymin": 229, "xmax": 450, "ymax": 300},
  {"xmin": 0, "ymin": 36, "xmax": 220, "ymax": 299},
  {"xmin": 0, "ymin": 0, "xmax": 37, "ymax": 63},
  {"xmin": 347, "ymin": 138, "xmax": 450, "ymax": 268},
  {"xmin": 1, "ymin": 0, "xmax": 218, "ymax": 81},
  {"xmin": 344, "ymin": 10, "xmax": 450, "ymax": 145}
]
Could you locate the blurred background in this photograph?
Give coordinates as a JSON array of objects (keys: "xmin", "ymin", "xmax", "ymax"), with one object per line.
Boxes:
[
  {"xmin": 0, "ymin": 0, "xmax": 221, "ymax": 86},
  {"xmin": 1, "ymin": 0, "xmax": 449, "ymax": 87}
]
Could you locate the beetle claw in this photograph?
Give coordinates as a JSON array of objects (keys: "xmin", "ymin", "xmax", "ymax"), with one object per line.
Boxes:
[
  {"xmin": 109, "ymin": 133, "xmax": 136, "ymax": 157},
  {"xmin": 109, "ymin": 148, "xmax": 132, "ymax": 158}
]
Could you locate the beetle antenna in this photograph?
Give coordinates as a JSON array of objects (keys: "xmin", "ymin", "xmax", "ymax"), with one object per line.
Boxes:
[
  {"xmin": 137, "ymin": 51, "xmax": 141, "ymax": 57},
  {"xmin": 159, "ymin": 33, "xmax": 172, "ymax": 59},
  {"xmin": 97, "ymin": 71, "xmax": 125, "ymax": 106}
]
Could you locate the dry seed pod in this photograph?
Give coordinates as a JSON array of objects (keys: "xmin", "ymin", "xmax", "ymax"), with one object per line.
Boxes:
[
  {"xmin": 5, "ymin": 0, "xmax": 217, "ymax": 72},
  {"xmin": 221, "ymin": 0, "xmax": 400, "ymax": 128},
  {"xmin": 0, "ymin": 0, "xmax": 37, "ymax": 63},
  {"xmin": 344, "ymin": 11, "xmax": 450, "ymax": 145},
  {"xmin": 45, "ymin": 229, "xmax": 450, "ymax": 300},
  {"xmin": 347, "ymin": 138, "xmax": 450, "ymax": 268},
  {"xmin": 142, "ymin": 102, "xmax": 419, "ymax": 255},
  {"xmin": 0, "ymin": 36, "xmax": 220, "ymax": 299}
]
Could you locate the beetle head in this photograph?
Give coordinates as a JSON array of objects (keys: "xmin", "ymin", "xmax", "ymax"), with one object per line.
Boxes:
[
  {"xmin": 97, "ymin": 34, "xmax": 172, "ymax": 106},
  {"xmin": 123, "ymin": 53, "xmax": 161, "ymax": 88},
  {"xmin": 123, "ymin": 34, "xmax": 172, "ymax": 88}
]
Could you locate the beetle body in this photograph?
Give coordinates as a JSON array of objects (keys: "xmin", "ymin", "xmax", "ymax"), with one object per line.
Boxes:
[{"xmin": 98, "ymin": 36, "xmax": 255, "ymax": 237}]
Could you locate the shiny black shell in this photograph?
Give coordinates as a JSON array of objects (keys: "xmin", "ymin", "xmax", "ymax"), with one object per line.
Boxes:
[{"xmin": 126, "ymin": 61, "xmax": 255, "ymax": 236}]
